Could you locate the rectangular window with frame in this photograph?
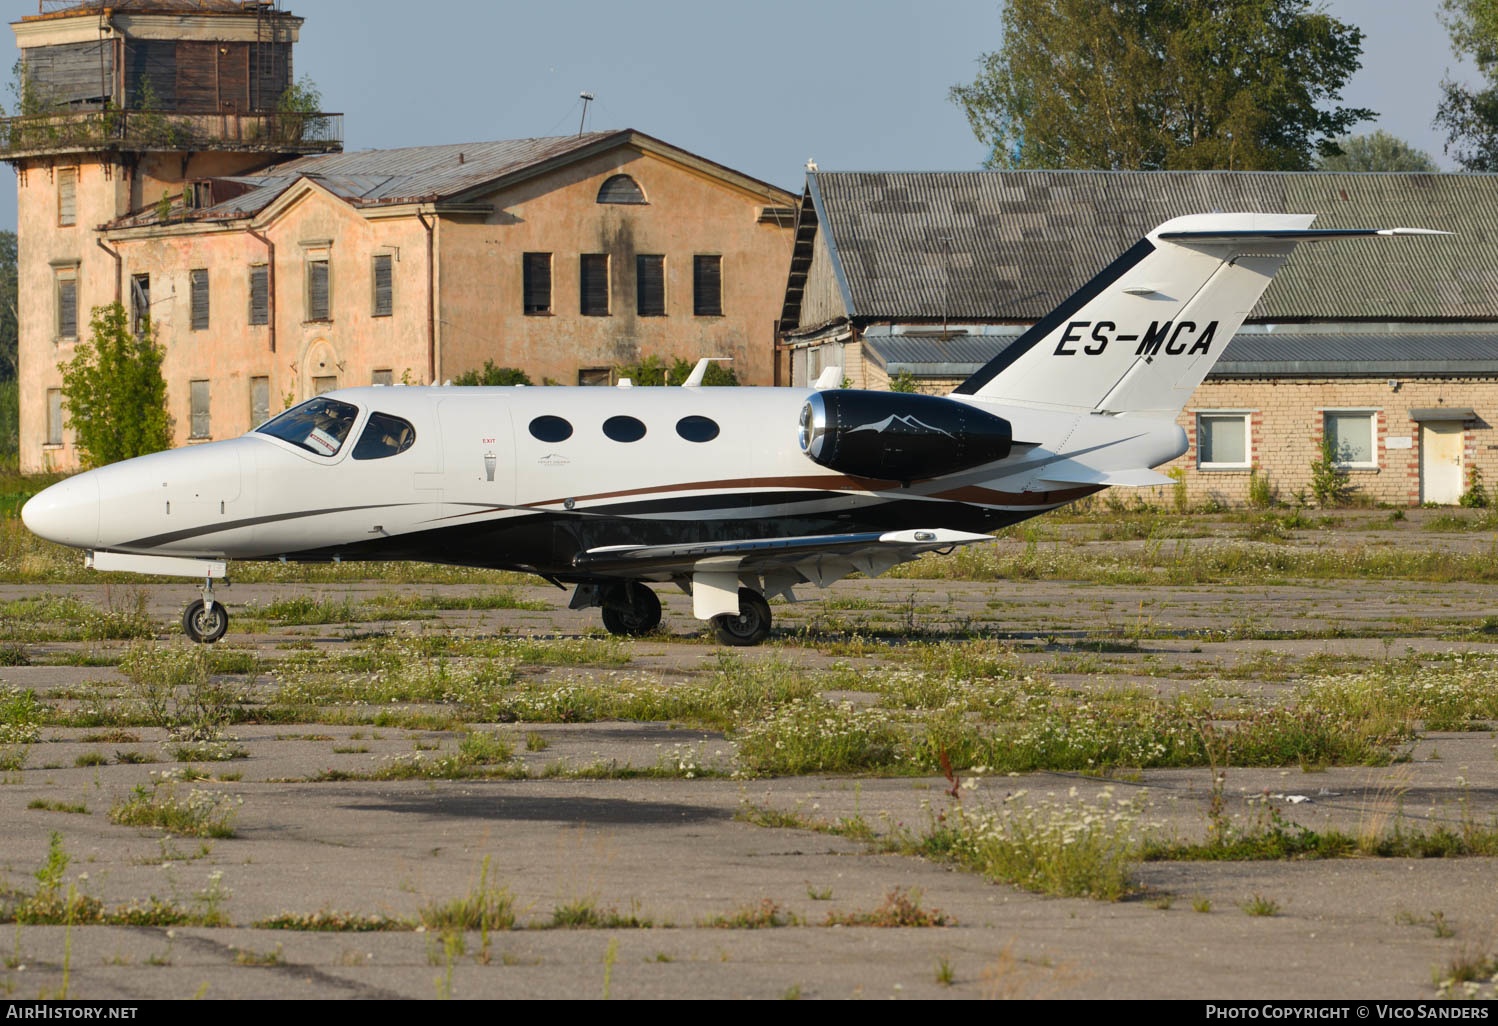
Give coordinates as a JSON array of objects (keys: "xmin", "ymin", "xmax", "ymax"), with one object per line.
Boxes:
[
  {"xmin": 693, "ymin": 255, "xmax": 722, "ymax": 317},
  {"xmin": 189, "ymin": 379, "xmax": 211, "ymax": 439},
  {"xmin": 1325, "ymin": 410, "xmax": 1378, "ymax": 468},
  {"xmin": 371, "ymin": 369, "xmax": 393, "ymax": 387},
  {"xmin": 55, "ymin": 267, "xmax": 78, "ymax": 340},
  {"xmin": 578, "ymin": 368, "xmax": 612, "ymax": 387},
  {"xmin": 313, "ymin": 376, "xmax": 338, "ymax": 395},
  {"xmin": 57, "ymin": 167, "xmax": 76, "ymax": 228},
  {"xmin": 580, "ymin": 255, "xmax": 609, "ymax": 316},
  {"xmin": 636, "ymin": 254, "xmax": 665, "ymax": 316},
  {"xmin": 523, "ymin": 253, "xmax": 552, "ymax": 315},
  {"xmin": 131, "ymin": 273, "xmax": 150, "ymax": 337},
  {"xmin": 46, "ymin": 389, "xmax": 63, "ymax": 446},
  {"xmin": 248, "ymin": 265, "xmax": 269, "ymax": 326},
  {"xmin": 1196, "ymin": 412, "xmax": 1252, "ymax": 469},
  {"xmin": 190, "ymin": 269, "xmax": 209, "ymax": 331},
  {"xmin": 250, "ymin": 376, "xmax": 269, "ymax": 428},
  {"xmin": 306, "ymin": 258, "xmax": 331, "ymax": 322},
  {"xmin": 371, "ymin": 254, "xmax": 393, "ymax": 317}
]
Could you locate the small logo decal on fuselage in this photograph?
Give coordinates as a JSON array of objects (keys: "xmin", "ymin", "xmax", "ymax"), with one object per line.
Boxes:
[
  {"xmin": 1052, "ymin": 320, "xmax": 1219, "ymax": 357},
  {"xmin": 538, "ymin": 453, "xmax": 569, "ymax": 467}
]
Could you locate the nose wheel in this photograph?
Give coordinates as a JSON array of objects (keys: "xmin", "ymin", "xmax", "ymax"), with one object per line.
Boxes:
[{"xmin": 182, "ymin": 577, "xmax": 229, "ymax": 644}]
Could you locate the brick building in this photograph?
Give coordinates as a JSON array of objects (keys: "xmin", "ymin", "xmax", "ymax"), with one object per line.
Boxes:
[
  {"xmin": 776, "ymin": 171, "xmax": 1498, "ymax": 507},
  {"xmin": 6, "ymin": 1, "xmax": 795, "ymax": 473}
]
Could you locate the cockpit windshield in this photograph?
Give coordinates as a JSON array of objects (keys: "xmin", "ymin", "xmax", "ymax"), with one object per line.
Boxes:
[{"xmin": 255, "ymin": 397, "xmax": 360, "ymax": 457}]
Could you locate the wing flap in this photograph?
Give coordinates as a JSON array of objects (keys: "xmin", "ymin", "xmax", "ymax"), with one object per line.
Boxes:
[{"xmin": 574, "ymin": 528, "xmax": 993, "ymax": 579}]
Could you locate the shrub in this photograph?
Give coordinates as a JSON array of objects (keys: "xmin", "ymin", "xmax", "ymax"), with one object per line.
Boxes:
[
  {"xmin": 57, "ymin": 304, "xmax": 171, "ymax": 468},
  {"xmin": 1309, "ymin": 436, "xmax": 1353, "ymax": 508},
  {"xmin": 1461, "ymin": 466, "xmax": 1490, "ymax": 508}
]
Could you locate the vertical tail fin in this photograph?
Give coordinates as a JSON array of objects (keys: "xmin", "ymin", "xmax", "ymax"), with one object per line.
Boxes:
[{"xmin": 952, "ymin": 214, "xmax": 1447, "ymax": 418}]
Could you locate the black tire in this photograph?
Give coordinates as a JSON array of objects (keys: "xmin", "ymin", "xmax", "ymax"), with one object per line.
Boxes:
[
  {"xmin": 711, "ymin": 588, "xmax": 772, "ymax": 647},
  {"xmin": 182, "ymin": 599, "xmax": 229, "ymax": 645},
  {"xmin": 600, "ymin": 584, "xmax": 662, "ymax": 637}
]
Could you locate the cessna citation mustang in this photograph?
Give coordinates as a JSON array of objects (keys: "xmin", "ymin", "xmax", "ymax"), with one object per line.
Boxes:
[{"xmin": 22, "ymin": 213, "xmax": 1445, "ymax": 645}]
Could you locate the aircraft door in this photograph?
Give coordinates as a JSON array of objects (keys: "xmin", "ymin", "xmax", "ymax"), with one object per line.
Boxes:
[{"xmin": 437, "ymin": 399, "xmax": 516, "ymax": 520}]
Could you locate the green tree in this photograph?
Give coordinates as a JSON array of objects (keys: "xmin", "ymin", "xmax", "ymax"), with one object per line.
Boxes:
[
  {"xmin": 1437, "ymin": 0, "xmax": 1498, "ymax": 170},
  {"xmin": 888, "ymin": 370, "xmax": 920, "ymax": 393},
  {"xmin": 615, "ymin": 355, "xmax": 738, "ymax": 386},
  {"xmin": 0, "ymin": 231, "xmax": 17, "ymax": 381},
  {"xmin": 1315, "ymin": 130, "xmax": 1439, "ymax": 171},
  {"xmin": 450, "ymin": 361, "xmax": 533, "ymax": 387},
  {"xmin": 950, "ymin": 0, "xmax": 1374, "ymax": 171},
  {"xmin": 58, "ymin": 304, "xmax": 171, "ymax": 468}
]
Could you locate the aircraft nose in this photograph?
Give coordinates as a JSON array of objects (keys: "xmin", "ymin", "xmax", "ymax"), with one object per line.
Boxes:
[{"xmin": 21, "ymin": 474, "xmax": 100, "ymax": 549}]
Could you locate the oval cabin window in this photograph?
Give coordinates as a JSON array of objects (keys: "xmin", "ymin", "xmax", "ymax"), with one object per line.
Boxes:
[
  {"xmin": 602, "ymin": 416, "xmax": 647, "ymax": 443},
  {"xmin": 597, "ymin": 174, "xmax": 646, "ymax": 205},
  {"xmin": 529, "ymin": 415, "xmax": 573, "ymax": 443},
  {"xmin": 675, "ymin": 416, "xmax": 720, "ymax": 443}
]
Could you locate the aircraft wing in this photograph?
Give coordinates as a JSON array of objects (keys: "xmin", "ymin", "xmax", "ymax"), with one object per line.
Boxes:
[{"xmin": 574, "ymin": 528, "xmax": 993, "ymax": 588}]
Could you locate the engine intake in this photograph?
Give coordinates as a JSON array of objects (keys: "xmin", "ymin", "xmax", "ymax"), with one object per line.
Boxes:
[{"xmin": 798, "ymin": 390, "xmax": 1013, "ymax": 483}]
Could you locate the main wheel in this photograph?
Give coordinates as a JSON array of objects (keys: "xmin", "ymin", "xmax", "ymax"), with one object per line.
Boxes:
[
  {"xmin": 182, "ymin": 600, "xmax": 229, "ymax": 645},
  {"xmin": 600, "ymin": 584, "xmax": 662, "ymax": 637},
  {"xmin": 710, "ymin": 588, "xmax": 772, "ymax": 647}
]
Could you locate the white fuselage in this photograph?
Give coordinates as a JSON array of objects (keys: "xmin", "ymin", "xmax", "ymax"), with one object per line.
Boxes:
[{"xmin": 22, "ymin": 384, "xmax": 1185, "ymax": 575}]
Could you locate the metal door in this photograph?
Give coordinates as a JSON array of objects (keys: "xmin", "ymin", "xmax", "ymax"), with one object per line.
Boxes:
[{"xmin": 1420, "ymin": 421, "xmax": 1464, "ymax": 505}]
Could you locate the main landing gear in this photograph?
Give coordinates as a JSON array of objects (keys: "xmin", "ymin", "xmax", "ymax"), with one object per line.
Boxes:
[
  {"xmin": 579, "ymin": 581, "xmax": 774, "ymax": 646},
  {"xmin": 710, "ymin": 588, "xmax": 772, "ymax": 647},
  {"xmin": 182, "ymin": 577, "xmax": 229, "ymax": 644},
  {"xmin": 599, "ymin": 582, "xmax": 662, "ymax": 637}
]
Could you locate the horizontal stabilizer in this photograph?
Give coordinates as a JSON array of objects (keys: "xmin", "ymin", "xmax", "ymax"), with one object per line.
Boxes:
[
  {"xmin": 1158, "ymin": 227, "xmax": 1451, "ymax": 244},
  {"xmin": 1036, "ymin": 465, "xmax": 1174, "ymax": 488}
]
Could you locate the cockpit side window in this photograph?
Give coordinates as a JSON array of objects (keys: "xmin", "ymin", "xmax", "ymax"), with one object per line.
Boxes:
[
  {"xmin": 352, "ymin": 412, "xmax": 417, "ymax": 461},
  {"xmin": 255, "ymin": 397, "xmax": 360, "ymax": 457}
]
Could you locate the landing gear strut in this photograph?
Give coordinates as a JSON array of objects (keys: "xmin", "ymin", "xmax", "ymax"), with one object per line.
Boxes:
[
  {"xmin": 182, "ymin": 577, "xmax": 229, "ymax": 644},
  {"xmin": 600, "ymin": 582, "xmax": 662, "ymax": 637},
  {"xmin": 710, "ymin": 588, "xmax": 772, "ymax": 647}
]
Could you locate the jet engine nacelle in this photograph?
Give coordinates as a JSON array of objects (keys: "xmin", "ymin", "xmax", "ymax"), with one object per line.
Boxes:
[{"xmin": 798, "ymin": 390, "xmax": 1013, "ymax": 483}]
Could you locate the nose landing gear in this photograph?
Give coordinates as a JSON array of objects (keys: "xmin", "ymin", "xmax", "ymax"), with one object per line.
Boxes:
[{"xmin": 182, "ymin": 577, "xmax": 229, "ymax": 644}]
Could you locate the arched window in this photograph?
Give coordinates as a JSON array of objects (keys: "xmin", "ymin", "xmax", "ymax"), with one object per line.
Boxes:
[{"xmin": 597, "ymin": 174, "xmax": 646, "ymax": 205}]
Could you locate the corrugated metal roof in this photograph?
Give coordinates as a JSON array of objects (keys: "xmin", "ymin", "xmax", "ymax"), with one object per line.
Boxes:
[
  {"xmin": 867, "ymin": 332, "xmax": 1498, "ymax": 379},
  {"xmin": 804, "ymin": 171, "xmax": 1498, "ymax": 325}
]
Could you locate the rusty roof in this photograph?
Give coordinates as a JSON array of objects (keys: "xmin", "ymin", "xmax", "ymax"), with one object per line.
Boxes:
[
  {"xmin": 108, "ymin": 129, "xmax": 795, "ymax": 229},
  {"xmin": 23, "ymin": 1, "xmax": 289, "ymax": 19}
]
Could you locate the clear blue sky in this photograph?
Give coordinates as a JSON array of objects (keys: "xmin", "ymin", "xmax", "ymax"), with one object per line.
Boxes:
[{"xmin": 0, "ymin": 0, "xmax": 1473, "ymax": 233}]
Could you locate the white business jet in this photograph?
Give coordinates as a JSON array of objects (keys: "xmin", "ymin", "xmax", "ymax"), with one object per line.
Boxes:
[{"xmin": 22, "ymin": 214, "xmax": 1444, "ymax": 645}]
